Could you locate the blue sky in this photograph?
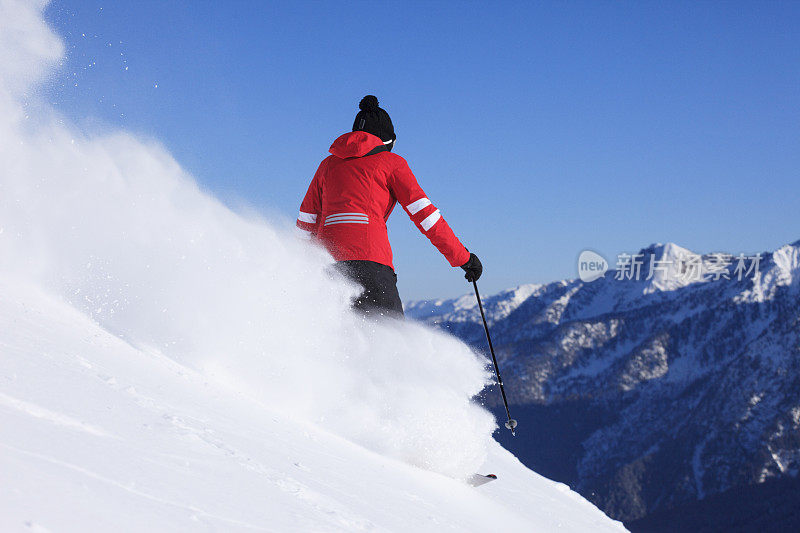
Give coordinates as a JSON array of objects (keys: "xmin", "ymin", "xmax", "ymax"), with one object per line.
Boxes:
[{"xmin": 44, "ymin": 1, "xmax": 799, "ymax": 300}]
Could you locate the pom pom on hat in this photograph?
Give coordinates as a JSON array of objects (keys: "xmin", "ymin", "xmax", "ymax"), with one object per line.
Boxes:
[
  {"xmin": 352, "ymin": 95, "xmax": 395, "ymax": 143},
  {"xmin": 359, "ymin": 95, "xmax": 380, "ymax": 112}
]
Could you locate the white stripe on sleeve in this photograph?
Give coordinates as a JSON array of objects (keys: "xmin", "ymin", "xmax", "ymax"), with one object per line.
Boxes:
[
  {"xmin": 420, "ymin": 209, "xmax": 441, "ymax": 231},
  {"xmin": 406, "ymin": 197, "xmax": 431, "ymax": 215},
  {"xmin": 298, "ymin": 211, "xmax": 317, "ymax": 223}
]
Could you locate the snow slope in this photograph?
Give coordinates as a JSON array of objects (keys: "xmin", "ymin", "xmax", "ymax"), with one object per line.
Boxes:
[
  {"xmin": 0, "ymin": 277, "xmax": 623, "ymax": 532},
  {"xmin": 0, "ymin": 1, "xmax": 623, "ymax": 531}
]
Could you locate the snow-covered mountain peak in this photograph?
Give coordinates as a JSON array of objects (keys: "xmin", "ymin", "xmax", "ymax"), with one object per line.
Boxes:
[
  {"xmin": 640, "ymin": 241, "xmax": 695, "ymax": 261},
  {"xmin": 624, "ymin": 241, "xmax": 763, "ymax": 296},
  {"xmin": 406, "ymin": 283, "xmax": 545, "ymax": 325},
  {"xmin": 737, "ymin": 241, "xmax": 800, "ymax": 302},
  {"xmin": 772, "ymin": 242, "xmax": 800, "ymax": 283},
  {"xmin": 636, "ymin": 242, "xmax": 700, "ymax": 294}
]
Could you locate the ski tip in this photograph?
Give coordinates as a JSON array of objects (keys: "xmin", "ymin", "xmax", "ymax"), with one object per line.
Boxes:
[{"xmin": 467, "ymin": 473, "xmax": 498, "ymax": 487}]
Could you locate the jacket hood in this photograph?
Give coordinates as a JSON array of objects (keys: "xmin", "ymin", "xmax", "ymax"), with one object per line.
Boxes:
[{"xmin": 329, "ymin": 131, "xmax": 385, "ymax": 159}]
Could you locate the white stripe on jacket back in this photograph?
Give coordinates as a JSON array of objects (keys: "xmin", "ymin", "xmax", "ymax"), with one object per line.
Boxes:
[
  {"xmin": 324, "ymin": 219, "xmax": 369, "ymax": 226},
  {"xmin": 406, "ymin": 197, "xmax": 431, "ymax": 215},
  {"xmin": 420, "ymin": 209, "xmax": 441, "ymax": 231},
  {"xmin": 324, "ymin": 212, "xmax": 369, "ymax": 226},
  {"xmin": 326, "ymin": 212, "xmax": 368, "ymax": 220}
]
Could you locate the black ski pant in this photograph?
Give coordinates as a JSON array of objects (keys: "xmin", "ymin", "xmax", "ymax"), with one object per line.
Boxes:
[{"xmin": 334, "ymin": 260, "xmax": 404, "ymax": 318}]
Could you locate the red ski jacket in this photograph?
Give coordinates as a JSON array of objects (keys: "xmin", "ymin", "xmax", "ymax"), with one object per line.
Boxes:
[{"xmin": 296, "ymin": 131, "xmax": 470, "ymax": 270}]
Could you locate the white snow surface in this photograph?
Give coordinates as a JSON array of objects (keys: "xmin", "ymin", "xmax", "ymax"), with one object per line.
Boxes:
[
  {"xmin": 0, "ymin": 1, "xmax": 624, "ymax": 531},
  {"xmin": 0, "ymin": 278, "xmax": 624, "ymax": 532}
]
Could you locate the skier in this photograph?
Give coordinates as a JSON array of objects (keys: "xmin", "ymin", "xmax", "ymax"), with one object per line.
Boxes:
[{"xmin": 296, "ymin": 95, "xmax": 482, "ymax": 317}]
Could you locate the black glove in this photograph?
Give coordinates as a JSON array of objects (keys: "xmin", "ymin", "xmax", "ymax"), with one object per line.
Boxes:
[{"xmin": 461, "ymin": 253, "xmax": 483, "ymax": 282}]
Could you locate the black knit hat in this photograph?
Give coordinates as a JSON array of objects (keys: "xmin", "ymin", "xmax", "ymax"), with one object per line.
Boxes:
[{"xmin": 352, "ymin": 95, "xmax": 396, "ymax": 144}]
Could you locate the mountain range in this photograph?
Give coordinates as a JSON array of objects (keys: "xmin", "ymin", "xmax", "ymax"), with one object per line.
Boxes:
[{"xmin": 407, "ymin": 240, "xmax": 800, "ymax": 530}]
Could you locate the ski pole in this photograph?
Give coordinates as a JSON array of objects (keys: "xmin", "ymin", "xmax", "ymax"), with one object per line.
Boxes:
[{"xmin": 472, "ymin": 280, "xmax": 518, "ymax": 436}]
